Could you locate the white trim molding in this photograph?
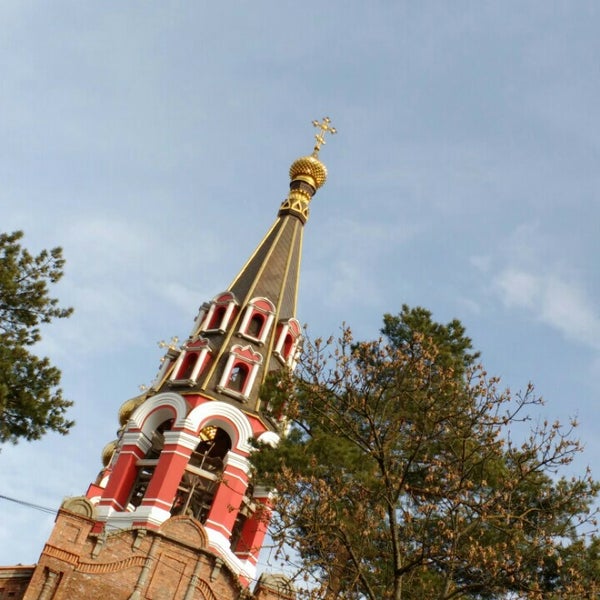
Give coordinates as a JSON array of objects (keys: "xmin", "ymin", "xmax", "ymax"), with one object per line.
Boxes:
[{"xmin": 184, "ymin": 401, "xmax": 254, "ymax": 454}]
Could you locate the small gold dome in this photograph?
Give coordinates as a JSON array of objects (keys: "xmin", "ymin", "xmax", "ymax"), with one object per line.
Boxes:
[
  {"xmin": 118, "ymin": 392, "xmax": 147, "ymax": 426},
  {"xmin": 289, "ymin": 155, "xmax": 328, "ymax": 189},
  {"xmin": 101, "ymin": 439, "xmax": 118, "ymax": 467}
]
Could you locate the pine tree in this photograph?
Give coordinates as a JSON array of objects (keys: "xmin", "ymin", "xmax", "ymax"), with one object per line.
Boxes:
[
  {"xmin": 0, "ymin": 231, "xmax": 74, "ymax": 444},
  {"xmin": 254, "ymin": 306, "xmax": 599, "ymax": 600}
]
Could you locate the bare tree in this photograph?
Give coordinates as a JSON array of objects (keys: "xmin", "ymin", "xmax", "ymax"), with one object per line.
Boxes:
[{"xmin": 254, "ymin": 306, "xmax": 599, "ymax": 600}]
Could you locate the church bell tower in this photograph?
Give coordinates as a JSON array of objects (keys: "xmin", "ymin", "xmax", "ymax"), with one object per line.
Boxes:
[{"xmin": 19, "ymin": 119, "xmax": 336, "ymax": 600}]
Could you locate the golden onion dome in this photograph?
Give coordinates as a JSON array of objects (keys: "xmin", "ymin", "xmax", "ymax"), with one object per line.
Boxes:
[
  {"xmin": 118, "ymin": 392, "xmax": 147, "ymax": 426},
  {"xmin": 289, "ymin": 155, "xmax": 328, "ymax": 190},
  {"xmin": 101, "ymin": 439, "xmax": 118, "ymax": 467},
  {"xmin": 287, "ymin": 118, "xmax": 336, "ymax": 191}
]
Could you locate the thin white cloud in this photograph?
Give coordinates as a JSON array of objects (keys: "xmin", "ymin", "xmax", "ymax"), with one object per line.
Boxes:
[
  {"xmin": 493, "ymin": 268, "xmax": 600, "ymax": 351},
  {"xmin": 539, "ymin": 276, "xmax": 600, "ymax": 350},
  {"xmin": 473, "ymin": 220, "xmax": 600, "ymax": 353},
  {"xmin": 494, "ymin": 268, "xmax": 539, "ymax": 310}
]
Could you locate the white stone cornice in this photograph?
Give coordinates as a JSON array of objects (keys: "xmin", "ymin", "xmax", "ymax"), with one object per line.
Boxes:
[
  {"xmin": 223, "ymin": 452, "xmax": 252, "ymax": 475},
  {"xmin": 128, "ymin": 392, "xmax": 188, "ymax": 435},
  {"xmin": 163, "ymin": 430, "xmax": 199, "ymax": 451},
  {"xmin": 204, "ymin": 528, "xmax": 256, "ymax": 581},
  {"xmin": 103, "ymin": 506, "xmax": 171, "ymax": 531},
  {"xmin": 252, "ymin": 486, "xmax": 276, "ymax": 502},
  {"xmin": 186, "ymin": 401, "xmax": 254, "ymax": 453},
  {"xmin": 122, "ymin": 432, "xmax": 152, "ymax": 453}
]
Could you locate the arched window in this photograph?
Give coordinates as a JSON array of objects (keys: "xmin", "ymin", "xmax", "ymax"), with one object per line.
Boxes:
[
  {"xmin": 274, "ymin": 318, "xmax": 301, "ymax": 366},
  {"xmin": 169, "ymin": 338, "xmax": 211, "ymax": 386},
  {"xmin": 208, "ymin": 305, "xmax": 226, "ymax": 330},
  {"xmin": 171, "ymin": 427, "xmax": 231, "ymax": 523},
  {"xmin": 228, "ymin": 363, "xmax": 249, "ymax": 393},
  {"xmin": 217, "ymin": 345, "xmax": 263, "ymax": 402},
  {"xmin": 178, "ymin": 353, "xmax": 198, "ymax": 380},
  {"xmin": 282, "ymin": 333, "xmax": 294, "ymax": 359},
  {"xmin": 237, "ymin": 298, "xmax": 275, "ymax": 345},
  {"xmin": 127, "ymin": 418, "xmax": 173, "ymax": 510},
  {"xmin": 202, "ymin": 292, "xmax": 238, "ymax": 334},
  {"xmin": 247, "ymin": 314, "xmax": 264, "ymax": 338}
]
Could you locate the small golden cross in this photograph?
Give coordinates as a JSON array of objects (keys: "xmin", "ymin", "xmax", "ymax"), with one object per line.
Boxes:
[{"xmin": 311, "ymin": 117, "xmax": 337, "ymax": 157}]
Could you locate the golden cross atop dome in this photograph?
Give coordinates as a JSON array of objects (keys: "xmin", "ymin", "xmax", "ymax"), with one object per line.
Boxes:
[{"xmin": 311, "ymin": 116, "xmax": 337, "ymax": 157}]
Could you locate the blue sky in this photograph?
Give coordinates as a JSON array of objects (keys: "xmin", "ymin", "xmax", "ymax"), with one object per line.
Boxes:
[{"xmin": 1, "ymin": 2, "xmax": 599, "ymax": 576}]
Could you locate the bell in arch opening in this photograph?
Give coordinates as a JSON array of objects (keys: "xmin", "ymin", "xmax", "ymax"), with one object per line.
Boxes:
[{"xmin": 171, "ymin": 426, "xmax": 232, "ymax": 522}]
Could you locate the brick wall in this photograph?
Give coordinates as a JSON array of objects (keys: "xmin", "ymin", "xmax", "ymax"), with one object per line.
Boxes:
[
  {"xmin": 0, "ymin": 566, "xmax": 34, "ymax": 599},
  {"xmin": 11, "ymin": 504, "xmax": 294, "ymax": 599}
]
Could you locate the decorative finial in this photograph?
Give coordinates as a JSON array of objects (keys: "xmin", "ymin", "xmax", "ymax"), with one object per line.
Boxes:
[
  {"xmin": 311, "ymin": 117, "xmax": 337, "ymax": 158},
  {"xmin": 158, "ymin": 336, "xmax": 179, "ymax": 351},
  {"xmin": 281, "ymin": 117, "xmax": 336, "ymax": 220}
]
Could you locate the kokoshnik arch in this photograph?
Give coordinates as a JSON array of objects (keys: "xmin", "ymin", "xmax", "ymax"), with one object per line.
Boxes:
[{"xmin": 0, "ymin": 118, "xmax": 336, "ymax": 600}]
